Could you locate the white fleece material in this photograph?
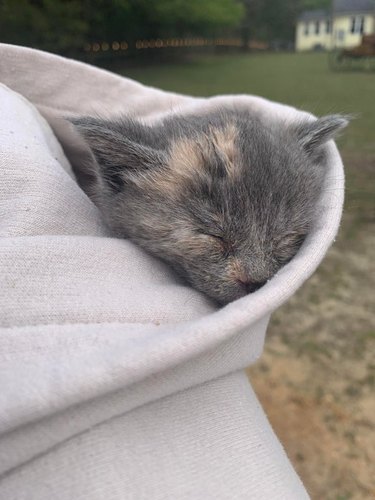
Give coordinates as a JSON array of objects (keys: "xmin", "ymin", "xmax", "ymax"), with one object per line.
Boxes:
[{"xmin": 0, "ymin": 44, "xmax": 344, "ymax": 499}]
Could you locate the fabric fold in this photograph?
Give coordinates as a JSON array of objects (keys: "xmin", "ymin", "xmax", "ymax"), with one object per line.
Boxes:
[{"xmin": 0, "ymin": 44, "xmax": 343, "ymax": 498}]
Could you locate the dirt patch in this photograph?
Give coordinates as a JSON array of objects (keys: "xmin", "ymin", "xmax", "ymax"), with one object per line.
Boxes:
[{"xmin": 248, "ymin": 341, "xmax": 375, "ymax": 499}]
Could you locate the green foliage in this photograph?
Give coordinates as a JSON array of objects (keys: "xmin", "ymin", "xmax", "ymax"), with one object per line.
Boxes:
[
  {"xmin": 0, "ymin": 0, "xmax": 336, "ymax": 52},
  {"xmin": 151, "ymin": 0, "xmax": 244, "ymax": 34},
  {"xmin": 299, "ymin": 0, "xmax": 331, "ymax": 10},
  {"xmin": 246, "ymin": 0, "xmax": 300, "ymax": 43},
  {"xmin": 238, "ymin": 0, "xmax": 332, "ymax": 44},
  {"xmin": 0, "ymin": 0, "xmax": 87, "ymax": 52},
  {"xmin": 0, "ymin": 0, "xmax": 244, "ymax": 52}
]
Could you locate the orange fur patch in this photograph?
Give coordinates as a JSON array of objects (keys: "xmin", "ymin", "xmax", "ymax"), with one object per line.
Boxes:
[
  {"xmin": 211, "ymin": 123, "xmax": 237, "ymax": 176},
  {"xmin": 169, "ymin": 137, "xmax": 205, "ymax": 177},
  {"xmin": 145, "ymin": 124, "xmax": 239, "ymax": 195}
]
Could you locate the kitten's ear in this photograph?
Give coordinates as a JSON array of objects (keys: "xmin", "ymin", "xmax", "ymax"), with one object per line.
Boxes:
[
  {"xmin": 296, "ymin": 114, "xmax": 349, "ymax": 155},
  {"xmin": 69, "ymin": 117, "xmax": 166, "ymax": 193}
]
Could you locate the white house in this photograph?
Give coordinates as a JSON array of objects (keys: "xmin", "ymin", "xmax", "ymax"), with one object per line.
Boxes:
[{"xmin": 295, "ymin": 0, "xmax": 375, "ymax": 51}]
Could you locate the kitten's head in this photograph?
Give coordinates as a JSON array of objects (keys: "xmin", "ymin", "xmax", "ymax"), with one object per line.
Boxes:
[{"xmin": 70, "ymin": 109, "xmax": 348, "ymax": 304}]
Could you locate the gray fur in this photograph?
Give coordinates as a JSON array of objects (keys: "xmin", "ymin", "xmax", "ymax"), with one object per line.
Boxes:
[{"xmin": 70, "ymin": 109, "xmax": 348, "ymax": 305}]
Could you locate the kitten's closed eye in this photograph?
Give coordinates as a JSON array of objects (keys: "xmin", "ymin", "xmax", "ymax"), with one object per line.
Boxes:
[{"xmin": 198, "ymin": 232, "xmax": 234, "ymax": 256}]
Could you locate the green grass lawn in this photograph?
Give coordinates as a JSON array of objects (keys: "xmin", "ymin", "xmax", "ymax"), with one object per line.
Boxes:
[{"xmin": 121, "ymin": 52, "xmax": 375, "ymax": 154}]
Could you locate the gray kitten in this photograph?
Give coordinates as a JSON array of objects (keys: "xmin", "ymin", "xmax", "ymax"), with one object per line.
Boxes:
[{"xmin": 70, "ymin": 109, "xmax": 347, "ymax": 305}]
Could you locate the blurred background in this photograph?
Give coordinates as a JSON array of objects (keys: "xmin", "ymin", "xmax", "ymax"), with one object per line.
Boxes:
[{"xmin": 1, "ymin": 1, "xmax": 374, "ymax": 498}]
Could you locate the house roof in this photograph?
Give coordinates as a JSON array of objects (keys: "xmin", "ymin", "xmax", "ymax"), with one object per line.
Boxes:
[
  {"xmin": 333, "ymin": 0, "xmax": 375, "ymax": 14},
  {"xmin": 298, "ymin": 0, "xmax": 375, "ymax": 21},
  {"xmin": 298, "ymin": 9, "xmax": 329, "ymax": 21}
]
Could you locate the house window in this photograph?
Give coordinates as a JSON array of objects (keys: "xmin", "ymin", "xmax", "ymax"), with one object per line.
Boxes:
[
  {"xmin": 326, "ymin": 19, "xmax": 331, "ymax": 33},
  {"xmin": 304, "ymin": 22, "xmax": 309, "ymax": 36},
  {"xmin": 360, "ymin": 16, "xmax": 365, "ymax": 34},
  {"xmin": 315, "ymin": 21, "xmax": 320, "ymax": 34},
  {"xmin": 351, "ymin": 16, "xmax": 365, "ymax": 34}
]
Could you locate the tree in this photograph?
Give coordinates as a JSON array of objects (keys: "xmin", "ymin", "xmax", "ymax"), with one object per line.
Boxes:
[
  {"xmin": 238, "ymin": 0, "xmax": 332, "ymax": 47},
  {"xmin": 0, "ymin": 0, "xmax": 245, "ymax": 53},
  {"xmin": 150, "ymin": 0, "xmax": 244, "ymax": 36},
  {"xmin": 0, "ymin": 0, "xmax": 88, "ymax": 53}
]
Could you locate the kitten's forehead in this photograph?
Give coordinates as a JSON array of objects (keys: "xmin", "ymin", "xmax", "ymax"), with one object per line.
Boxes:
[
  {"xmin": 139, "ymin": 122, "xmax": 240, "ymax": 198},
  {"xmin": 126, "ymin": 110, "xmax": 323, "ymax": 236},
  {"xmin": 168, "ymin": 123, "xmax": 238, "ymax": 177}
]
